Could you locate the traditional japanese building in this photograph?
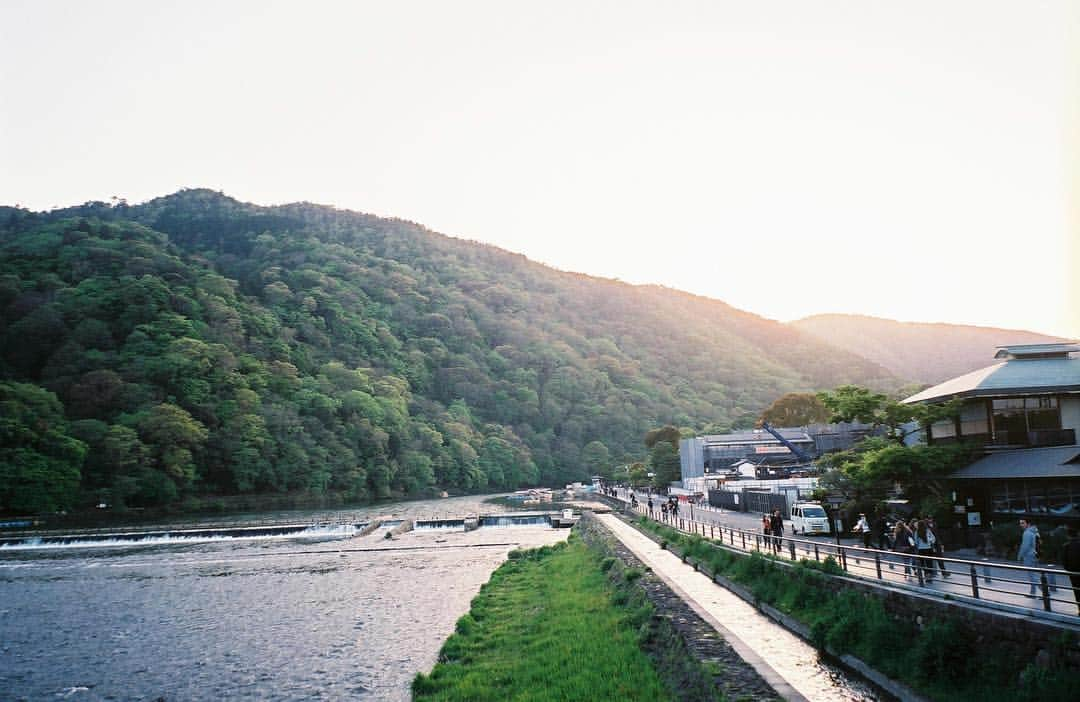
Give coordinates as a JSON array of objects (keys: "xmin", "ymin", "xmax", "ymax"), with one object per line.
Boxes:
[{"xmin": 902, "ymin": 343, "xmax": 1080, "ymax": 525}]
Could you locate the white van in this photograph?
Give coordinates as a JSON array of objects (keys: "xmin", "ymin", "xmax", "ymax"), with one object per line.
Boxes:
[{"xmin": 790, "ymin": 502, "xmax": 830, "ymax": 535}]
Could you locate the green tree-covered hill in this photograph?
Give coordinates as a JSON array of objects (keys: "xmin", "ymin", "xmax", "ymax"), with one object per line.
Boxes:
[{"xmin": 0, "ymin": 190, "xmax": 896, "ymax": 513}]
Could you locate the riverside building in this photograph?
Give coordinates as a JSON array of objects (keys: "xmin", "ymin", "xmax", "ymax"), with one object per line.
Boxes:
[{"xmin": 902, "ymin": 343, "xmax": 1080, "ymax": 527}]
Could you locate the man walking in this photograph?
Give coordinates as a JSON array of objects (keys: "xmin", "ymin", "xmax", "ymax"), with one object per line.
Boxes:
[
  {"xmin": 770, "ymin": 508, "xmax": 784, "ymax": 554},
  {"xmin": 1018, "ymin": 519, "xmax": 1040, "ymax": 597}
]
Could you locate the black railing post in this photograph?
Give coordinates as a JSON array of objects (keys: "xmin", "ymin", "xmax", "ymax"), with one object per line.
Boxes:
[
  {"xmin": 1041, "ymin": 573, "xmax": 1052, "ymax": 612},
  {"xmin": 789, "ymin": 539, "xmax": 796, "ymax": 560},
  {"xmin": 840, "ymin": 547, "xmax": 848, "ymax": 572},
  {"xmin": 875, "ymin": 551, "xmax": 882, "ymax": 580},
  {"xmin": 970, "ymin": 564, "xmax": 980, "ymax": 599},
  {"xmin": 741, "ymin": 531, "xmax": 746, "ymax": 550},
  {"xmin": 916, "ymin": 562, "xmax": 925, "ymax": 587},
  {"xmin": 814, "ymin": 544, "xmax": 820, "ymax": 562}
]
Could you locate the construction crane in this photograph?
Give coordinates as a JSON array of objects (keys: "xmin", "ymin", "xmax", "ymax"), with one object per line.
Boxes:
[{"xmin": 759, "ymin": 422, "xmax": 814, "ymax": 465}]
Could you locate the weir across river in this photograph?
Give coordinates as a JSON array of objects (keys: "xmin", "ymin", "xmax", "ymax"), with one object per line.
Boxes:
[{"xmin": 0, "ymin": 510, "xmax": 581, "ymax": 551}]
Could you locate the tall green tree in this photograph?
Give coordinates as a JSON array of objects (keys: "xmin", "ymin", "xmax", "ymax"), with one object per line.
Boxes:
[
  {"xmin": 758, "ymin": 392, "xmax": 830, "ymax": 427},
  {"xmin": 648, "ymin": 441, "xmax": 681, "ymax": 490},
  {"xmin": 0, "ymin": 382, "xmax": 86, "ymax": 513},
  {"xmin": 818, "ymin": 385, "xmax": 958, "ymax": 444},
  {"xmin": 581, "ymin": 440, "xmax": 612, "ymax": 479}
]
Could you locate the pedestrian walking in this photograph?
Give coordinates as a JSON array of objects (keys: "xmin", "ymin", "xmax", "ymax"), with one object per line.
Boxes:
[
  {"xmin": 1063, "ymin": 524, "xmax": 1080, "ymax": 616},
  {"xmin": 647, "ymin": 497, "xmax": 654, "ymax": 518},
  {"xmin": 913, "ymin": 520, "xmax": 937, "ymax": 583},
  {"xmin": 892, "ymin": 520, "xmax": 914, "ymax": 576},
  {"xmin": 769, "ymin": 508, "xmax": 784, "ymax": 554},
  {"xmin": 1018, "ymin": 518, "xmax": 1040, "ymax": 596},
  {"xmin": 855, "ymin": 513, "xmax": 872, "ymax": 549},
  {"xmin": 926, "ymin": 517, "xmax": 949, "ymax": 578}
]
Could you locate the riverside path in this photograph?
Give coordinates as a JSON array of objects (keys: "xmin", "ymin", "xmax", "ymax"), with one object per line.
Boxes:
[{"xmin": 596, "ymin": 513, "xmax": 881, "ymax": 702}]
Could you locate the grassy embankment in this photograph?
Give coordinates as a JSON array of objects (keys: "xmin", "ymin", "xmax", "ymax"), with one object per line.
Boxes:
[
  {"xmin": 412, "ymin": 534, "xmax": 720, "ymax": 702},
  {"xmin": 636, "ymin": 518, "xmax": 1075, "ymax": 702}
]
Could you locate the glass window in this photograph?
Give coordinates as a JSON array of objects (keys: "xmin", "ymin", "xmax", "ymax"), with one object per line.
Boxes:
[
  {"xmin": 1027, "ymin": 484, "xmax": 1047, "ymax": 514},
  {"xmin": 1028, "ymin": 409, "xmax": 1059, "ymax": 431},
  {"xmin": 990, "ymin": 396, "xmax": 1061, "ymax": 441},
  {"xmin": 1047, "ymin": 485, "xmax": 1072, "ymax": 516},
  {"xmin": 960, "ymin": 419, "xmax": 988, "ymax": 435},
  {"xmin": 1007, "ymin": 486, "xmax": 1027, "ymax": 514},
  {"xmin": 930, "ymin": 419, "xmax": 956, "ymax": 439}
]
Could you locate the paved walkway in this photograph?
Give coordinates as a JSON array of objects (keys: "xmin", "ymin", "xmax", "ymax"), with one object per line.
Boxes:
[{"xmin": 597, "ymin": 513, "xmax": 878, "ymax": 702}]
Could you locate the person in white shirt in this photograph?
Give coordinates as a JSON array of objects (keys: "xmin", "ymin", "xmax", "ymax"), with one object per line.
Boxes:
[{"xmin": 855, "ymin": 513, "xmax": 871, "ymax": 549}]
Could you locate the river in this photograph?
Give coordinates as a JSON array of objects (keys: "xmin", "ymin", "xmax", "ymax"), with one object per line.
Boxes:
[{"xmin": 0, "ymin": 496, "xmax": 569, "ymax": 701}]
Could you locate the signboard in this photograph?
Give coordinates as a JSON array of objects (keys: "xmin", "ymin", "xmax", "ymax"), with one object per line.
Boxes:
[
  {"xmin": 967, "ymin": 512, "xmax": 981, "ymax": 526},
  {"xmin": 754, "ymin": 446, "xmax": 791, "ymax": 454}
]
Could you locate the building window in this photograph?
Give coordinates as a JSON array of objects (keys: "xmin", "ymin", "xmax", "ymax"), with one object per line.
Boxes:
[
  {"xmin": 991, "ymin": 397, "xmax": 1059, "ymax": 443},
  {"xmin": 989, "ymin": 481, "xmax": 1080, "ymax": 518},
  {"xmin": 959, "ymin": 403, "xmax": 989, "ymax": 436},
  {"xmin": 930, "ymin": 419, "xmax": 956, "ymax": 439}
]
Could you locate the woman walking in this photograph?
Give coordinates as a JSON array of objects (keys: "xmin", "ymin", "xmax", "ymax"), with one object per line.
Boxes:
[
  {"xmin": 913, "ymin": 519, "xmax": 937, "ymax": 583},
  {"xmin": 892, "ymin": 520, "xmax": 914, "ymax": 577}
]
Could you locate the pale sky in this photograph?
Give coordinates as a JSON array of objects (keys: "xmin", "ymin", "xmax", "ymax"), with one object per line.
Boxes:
[{"xmin": 2, "ymin": 1, "xmax": 1078, "ymax": 338}]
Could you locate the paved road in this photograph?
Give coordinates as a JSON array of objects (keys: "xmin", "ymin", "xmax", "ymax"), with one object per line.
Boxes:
[{"xmin": 610, "ymin": 488, "xmax": 1080, "ymax": 621}]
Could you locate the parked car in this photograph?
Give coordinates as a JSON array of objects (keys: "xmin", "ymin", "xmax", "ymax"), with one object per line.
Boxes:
[{"xmin": 790, "ymin": 502, "xmax": 830, "ymax": 535}]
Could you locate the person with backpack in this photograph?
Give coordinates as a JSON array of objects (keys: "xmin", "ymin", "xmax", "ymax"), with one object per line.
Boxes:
[
  {"xmin": 1063, "ymin": 525, "xmax": 1080, "ymax": 616},
  {"xmin": 1018, "ymin": 518, "xmax": 1040, "ymax": 597}
]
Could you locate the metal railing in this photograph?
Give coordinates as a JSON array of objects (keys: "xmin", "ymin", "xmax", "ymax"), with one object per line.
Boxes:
[{"xmin": 625, "ymin": 501, "xmax": 1080, "ymax": 620}]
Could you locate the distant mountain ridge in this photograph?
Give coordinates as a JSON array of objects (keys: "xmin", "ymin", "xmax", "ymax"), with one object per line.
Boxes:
[{"xmin": 790, "ymin": 314, "xmax": 1067, "ymax": 386}]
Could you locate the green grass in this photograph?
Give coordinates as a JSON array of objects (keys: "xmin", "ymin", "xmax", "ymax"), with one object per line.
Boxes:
[
  {"xmin": 412, "ymin": 536, "xmax": 678, "ymax": 701},
  {"xmin": 635, "ymin": 518, "xmax": 1076, "ymax": 702}
]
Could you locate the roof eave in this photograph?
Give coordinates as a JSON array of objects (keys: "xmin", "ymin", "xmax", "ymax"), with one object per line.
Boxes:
[{"xmin": 904, "ymin": 384, "xmax": 1080, "ymax": 405}]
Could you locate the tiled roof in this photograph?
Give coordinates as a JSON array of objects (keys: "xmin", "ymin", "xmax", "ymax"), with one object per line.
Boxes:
[
  {"xmin": 950, "ymin": 446, "xmax": 1080, "ymax": 479},
  {"xmin": 902, "ymin": 357, "xmax": 1080, "ymax": 404}
]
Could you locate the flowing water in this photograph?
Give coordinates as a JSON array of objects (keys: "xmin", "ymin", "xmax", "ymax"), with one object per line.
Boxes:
[{"xmin": 0, "ymin": 496, "xmax": 567, "ymax": 701}]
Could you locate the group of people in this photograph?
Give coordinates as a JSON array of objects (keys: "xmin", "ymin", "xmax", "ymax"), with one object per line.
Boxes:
[
  {"xmin": 646, "ymin": 495, "xmax": 682, "ymax": 520},
  {"xmin": 890, "ymin": 516, "xmax": 948, "ymax": 582},
  {"xmin": 761, "ymin": 508, "xmax": 784, "ymax": 553}
]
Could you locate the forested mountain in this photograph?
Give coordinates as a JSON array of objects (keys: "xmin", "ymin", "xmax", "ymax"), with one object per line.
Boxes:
[
  {"xmin": 0, "ymin": 190, "xmax": 896, "ymax": 513},
  {"xmin": 791, "ymin": 314, "xmax": 1066, "ymax": 385}
]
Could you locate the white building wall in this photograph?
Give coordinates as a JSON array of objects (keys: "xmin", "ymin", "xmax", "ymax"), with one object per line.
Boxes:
[{"xmin": 1060, "ymin": 396, "xmax": 1080, "ymax": 435}]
